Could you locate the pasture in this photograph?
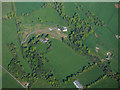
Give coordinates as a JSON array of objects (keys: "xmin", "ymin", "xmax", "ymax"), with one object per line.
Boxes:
[
  {"xmin": 79, "ymin": 2, "xmax": 118, "ymax": 34},
  {"xmin": 2, "ymin": 19, "xmax": 32, "ymax": 73},
  {"xmin": 17, "ymin": 7, "xmax": 68, "ymax": 26},
  {"xmin": 2, "ymin": 2, "xmax": 12, "ymax": 16},
  {"xmin": 2, "ymin": 70, "xmax": 22, "ymax": 88},
  {"xmin": 2, "ymin": 2, "xmax": 118, "ymax": 88},
  {"xmin": 64, "ymin": 2, "xmax": 76, "ymax": 17},
  {"xmin": 77, "ymin": 66, "xmax": 104, "ymax": 86},
  {"xmin": 91, "ymin": 77, "xmax": 118, "ymax": 88},
  {"xmin": 83, "ymin": 26, "xmax": 118, "ymax": 73},
  {"xmin": 15, "ymin": 2, "xmax": 44, "ymax": 16},
  {"xmin": 45, "ymin": 38, "xmax": 92, "ymax": 80},
  {"xmin": 31, "ymin": 79, "xmax": 53, "ymax": 88}
]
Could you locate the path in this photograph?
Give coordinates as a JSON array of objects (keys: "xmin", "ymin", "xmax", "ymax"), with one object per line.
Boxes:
[
  {"xmin": 0, "ymin": 64, "xmax": 26, "ymax": 88},
  {"xmin": 21, "ymin": 31, "xmax": 36, "ymax": 44},
  {"xmin": 21, "ymin": 27, "xmax": 67, "ymax": 44}
]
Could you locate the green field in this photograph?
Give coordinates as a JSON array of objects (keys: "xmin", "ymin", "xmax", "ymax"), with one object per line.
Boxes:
[
  {"xmin": 2, "ymin": 19, "xmax": 32, "ymax": 73},
  {"xmin": 31, "ymin": 79, "xmax": 53, "ymax": 88},
  {"xmin": 91, "ymin": 77, "xmax": 118, "ymax": 88},
  {"xmin": 83, "ymin": 27, "xmax": 118, "ymax": 73},
  {"xmin": 2, "ymin": 2, "xmax": 12, "ymax": 16},
  {"xmin": 18, "ymin": 7, "xmax": 68, "ymax": 26},
  {"xmin": 2, "ymin": 70, "xmax": 22, "ymax": 88},
  {"xmin": 2, "ymin": 2, "xmax": 118, "ymax": 88},
  {"xmin": 79, "ymin": 2, "xmax": 118, "ymax": 34},
  {"xmin": 77, "ymin": 66, "xmax": 104, "ymax": 86},
  {"xmin": 37, "ymin": 43, "xmax": 48, "ymax": 54},
  {"xmin": 64, "ymin": 2, "xmax": 76, "ymax": 17},
  {"xmin": 15, "ymin": 2, "xmax": 44, "ymax": 16},
  {"xmin": 45, "ymin": 38, "xmax": 92, "ymax": 80}
]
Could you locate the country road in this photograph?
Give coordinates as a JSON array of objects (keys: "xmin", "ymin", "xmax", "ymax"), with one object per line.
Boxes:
[{"xmin": 0, "ymin": 64, "xmax": 26, "ymax": 88}]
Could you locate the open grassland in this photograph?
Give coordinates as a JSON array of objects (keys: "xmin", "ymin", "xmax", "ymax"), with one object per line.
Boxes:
[
  {"xmin": 2, "ymin": 70, "xmax": 22, "ymax": 88},
  {"xmin": 45, "ymin": 38, "xmax": 92, "ymax": 80},
  {"xmin": 17, "ymin": 7, "xmax": 68, "ymax": 26},
  {"xmin": 91, "ymin": 77, "xmax": 118, "ymax": 88},
  {"xmin": 2, "ymin": 19, "xmax": 32, "ymax": 73},
  {"xmin": 79, "ymin": 2, "xmax": 118, "ymax": 34},
  {"xmin": 64, "ymin": 2, "xmax": 76, "ymax": 17},
  {"xmin": 37, "ymin": 43, "xmax": 49, "ymax": 54},
  {"xmin": 83, "ymin": 27, "xmax": 118, "ymax": 73},
  {"xmin": 15, "ymin": 2, "xmax": 44, "ymax": 16},
  {"xmin": 31, "ymin": 79, "xmax": 53, "ymax": 88},
  {"xmin": 2, "ymin": 2, "xmax": 12, "ymax": 16},
  {"xmin": 77, "ymin": 66, "xmax": 104, "ymax": 86}
]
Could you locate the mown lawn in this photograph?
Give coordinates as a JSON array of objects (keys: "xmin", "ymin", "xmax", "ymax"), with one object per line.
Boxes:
[
  {"xmin": 2, "ymin": 70, "xmax": 22, "ymax": 88},
  {"xmin": 2, "ymin": 19, "xmax": 32, "ymax": 73},
  {"xmin": 91, "ymin": 77, "xmax": 118, "ymax": 88},
  {"xmin": 77, "ymin": 66, "xmax": 104, "ymax": 86},
  {"xmin": 45, "ymin": 38, "xmax": 92, "ymax": 80}
]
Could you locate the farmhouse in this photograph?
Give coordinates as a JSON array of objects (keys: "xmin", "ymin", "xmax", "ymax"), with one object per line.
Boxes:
[
  {"xmin": 73, "ymin": 80, "xmax": 83, "ymax": 89},
  {"xmin": 62, "ymin": 27, "xmax": 67, "ymax": 32},
  {"xmin": 106, "ymin": 52, "xmax": 112, "ymax": 60}
]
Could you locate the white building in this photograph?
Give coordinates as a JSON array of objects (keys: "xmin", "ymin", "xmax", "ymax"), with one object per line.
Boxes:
[
  {"xmin": 96, "ymin": 47, "xmax": 100, "ymax": 52},
  {"xmin": 62, "ymin": 27, "xmax": 67, "ymax": 32},
  {"xmin": 73, "ymin": 80, "xmax": 83, "ymax": 89}
]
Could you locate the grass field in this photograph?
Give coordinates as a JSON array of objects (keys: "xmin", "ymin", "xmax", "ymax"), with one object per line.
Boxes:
[
  {"xmin": 79, "ymin": 2, "xmax": 118, "ymax": 34},
  {"xmin": 2, "ymin": 19, "xmax": 32, "ymax": 73},
  {"xmin": 83, "ymin": 26, "xmax": 118, "ymax": 73},
  {"xmin": 2, "ymin": 2, "xmax": 12, "ymax": 16},
  {"xmin": 64, "ymin": 2, "xmax": 76, "ymax": 17},
  {"xmin": 2, "ymin": 70, "xmax": 22, "ymax": 88},
  {"xmin": 2, "ymin": 2, "xmax": 118, "ymax": 88},
  {"xmin": 77, "ymin": 66, "xmax": 104, "ymax": 86},
  {"xmin": 18, "ymin": 7, "xmax": 68, "ymax": 26},
  {"xmin": 37, "ymin": 43, "xmax": 48, "ymax": 54},
  {"xmin": 45, "ymin": 38, "xmax": 92, "ymax": 80},
  {"xmin": 15, "ymin": 2, "xmax": 44, "ymax": 16},
  {"xmin": 91, "ymin": 77, "xmax": 118, "ymax": 88},
  {"xmin": 31, "ymin": 79, "xmax": 53, "ymax": 88}
]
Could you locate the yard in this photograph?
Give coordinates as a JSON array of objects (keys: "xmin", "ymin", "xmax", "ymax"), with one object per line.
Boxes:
[{"xmin": 45, "ymin": 38, "xmax": 92, "ymax": 80}]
